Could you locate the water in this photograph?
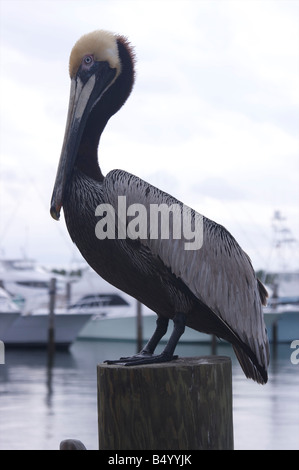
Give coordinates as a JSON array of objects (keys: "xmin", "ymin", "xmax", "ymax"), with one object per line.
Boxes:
[{"xmin": 0, "ymin": 340, "xmax": 298, "ymax": 450}]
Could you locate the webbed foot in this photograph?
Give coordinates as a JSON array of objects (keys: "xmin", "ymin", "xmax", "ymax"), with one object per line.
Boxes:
[{"xmin": 104, "ymin": 351, "xmax": 178, "ymax": 366}]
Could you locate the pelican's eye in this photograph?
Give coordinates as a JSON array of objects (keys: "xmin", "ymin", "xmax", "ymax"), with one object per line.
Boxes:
[{"xmin": 83, "ymin": 55, "xmax": 94, "ymax": 66}]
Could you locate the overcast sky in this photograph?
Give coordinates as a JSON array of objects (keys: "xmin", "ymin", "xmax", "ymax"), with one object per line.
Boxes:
[{"xmin": 0, "ymin": 0, "xmax": 298, "ymax": 272}]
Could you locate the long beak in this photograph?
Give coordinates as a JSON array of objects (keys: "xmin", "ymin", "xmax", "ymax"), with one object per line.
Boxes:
[
  {"xmin": 50, "ymin": 64, "xmax": 116, "ymax": 220},
  {"xmin": 50, "ymin": 76, "xmax": 95, "ymax": 220}
]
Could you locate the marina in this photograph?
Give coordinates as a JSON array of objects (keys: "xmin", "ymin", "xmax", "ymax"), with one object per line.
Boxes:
[
  {"xmin": 1, "ymin": 259, "xmax": 299, "ymax": 347},
  {"xmin": 1, "ymin": 256, "xmax": 298, "ymax": 450},
  {"xmin": 0, "ymin": 340, "xmax": 298, "ymax": 450},
  {"xmin": 0, "ymin": 246, "xmax": 298, "ymax": 450}
]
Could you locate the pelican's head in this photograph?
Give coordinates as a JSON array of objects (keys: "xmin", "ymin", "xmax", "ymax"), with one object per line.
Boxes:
[
  {"xmin": 50, "ymin": 30, "xmax": 135, "ymax": 220},
  {"xmin": 69, "ymin": 30, "xmax": 122, "ymax": 82}
]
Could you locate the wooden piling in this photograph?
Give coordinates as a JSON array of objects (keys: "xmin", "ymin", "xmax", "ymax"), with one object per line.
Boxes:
[
  {"xmin": 97, "ymin": 356, "xmax": 233, "ymax": 450},
  {"xmin": 47, "ymin": 278, "xmax": 56, "ymax": 365}
]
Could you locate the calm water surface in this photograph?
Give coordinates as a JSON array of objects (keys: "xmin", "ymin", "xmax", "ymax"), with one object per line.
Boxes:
[{"xmin": 0, "ymin": 340, "xmax": 298, "ymax": 450}]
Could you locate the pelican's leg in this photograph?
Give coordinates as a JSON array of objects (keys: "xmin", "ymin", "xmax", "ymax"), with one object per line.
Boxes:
[
  {"xmin": 157, "ymin": 312, "xmax": 186, "ymax": 360},
  {"xmin": 105, "ymin": 313, "xmax": 186, "ymax": 366},
  {"xmin": 141, "ymin": 315, "xmax": 170, "ymax": 354},
  {"xmin": 104, "ymin": 315, "xmax": 169, "ymax": 364}
]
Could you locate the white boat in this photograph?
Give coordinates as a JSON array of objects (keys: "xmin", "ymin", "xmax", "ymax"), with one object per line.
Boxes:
[
  {"xmin": 263, "ymin": 270, "xmax": 299, "ymax": 343},
  {"xmin": 74, "ymin": 295, "xmax": 291, "ymax": 345},
  {"xmin": 67, "ymin": 266, "xmax": 287, "ymax": 343},
  {"xmin": 0, "ymin": 286, "xmax": 20, "ymax": 338},
  {"xmin": 76, "ymin": 298, "xmax": 211, "ymax": 343},
  {"xmin": 74, "ymin": 293, "xmax": 282, "ymax": 344},
  {"xmin": 2, "ymin": 309, "xmax": 93, "ymax": 349},
  {"xmin": 73, "ymin": 269, "xmax": 295, "ymax": 344},
  {"xmin": 261, "ymin": 212, "xmax": 299, "ymax": 343},
  {"xmin": 0, "ymin": 259, "xmax": 92, "ymax": 349},
  {"xmin": 264, "ymin": 303, "xmax": 299, "ymax": 343},
  {"xmin": 0, "ymin": 258, "xmax": 67, "ymax": 313},
  {"xmin": 68, "ymin": 269, "xmax": 215, "ymax": 343}
]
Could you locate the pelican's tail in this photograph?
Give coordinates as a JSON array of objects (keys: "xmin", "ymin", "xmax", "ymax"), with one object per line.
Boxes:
[{"xmin": 232, "ymin": 342, "xmax": 269, "ymax": 384}]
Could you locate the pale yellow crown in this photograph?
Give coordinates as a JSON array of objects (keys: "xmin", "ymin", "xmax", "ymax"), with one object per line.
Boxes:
[{"xmin": 69, "ymin": 30, "xmax": 121, "ymax": 79}]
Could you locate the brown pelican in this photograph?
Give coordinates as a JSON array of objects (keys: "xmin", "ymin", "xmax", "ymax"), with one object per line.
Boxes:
[{"xmin": 50, "ymin": 30, "xmax": 269, "ymax": 383}]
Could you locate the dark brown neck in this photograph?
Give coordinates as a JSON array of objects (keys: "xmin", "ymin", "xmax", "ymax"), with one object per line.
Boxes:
[
  {"xmin": 75, "ymin": 36, "xmax": 135, "ymax": 182},
  {"xmin": 75, "ymin": 142, "xmax": 104, "ymax": 181}
]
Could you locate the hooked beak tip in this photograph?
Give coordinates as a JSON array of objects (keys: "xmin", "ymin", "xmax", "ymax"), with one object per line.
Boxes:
[{"xmin": 50, "ymin": 204, "xmax": 61, "ymax": 221}]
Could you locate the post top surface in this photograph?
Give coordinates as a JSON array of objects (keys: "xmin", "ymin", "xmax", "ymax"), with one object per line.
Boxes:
[{"xmin": 98, "ymin": 356, "xmax": 231, "ymax": 369}]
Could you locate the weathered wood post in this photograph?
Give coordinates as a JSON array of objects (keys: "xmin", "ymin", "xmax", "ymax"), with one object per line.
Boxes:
[
  {"xmin": 48, "ymin": 278, "xmax": 56, "ymax": 364},
  {"xmin": 97, "ymin": 356, "xmax": 233, "ymax": 450}
]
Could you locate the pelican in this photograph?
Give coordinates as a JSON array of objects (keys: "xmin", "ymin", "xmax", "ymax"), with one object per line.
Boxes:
[{"xmin": 50, "ymin": 30, "xmax": 269, "ymax": 383}]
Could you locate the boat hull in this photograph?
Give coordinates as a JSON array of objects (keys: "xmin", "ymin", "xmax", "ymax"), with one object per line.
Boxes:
[
  {"xmin": 0, "ymin": 312, "xmax": 20, "ymax": 338},
  {"xmin": 78, "ymin": 312, "xmax": 213, "ymax": 343},
  {"xmin": 2, "ymin": 313, "xmax": 92, "ymax": 349},
  {"xmin": 264, "ymin": 305, "xmax": 299, "ymax": 343},
  {"xmin": 78, "ymin": 308, "xmax": 299, "ymax": 344}
]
